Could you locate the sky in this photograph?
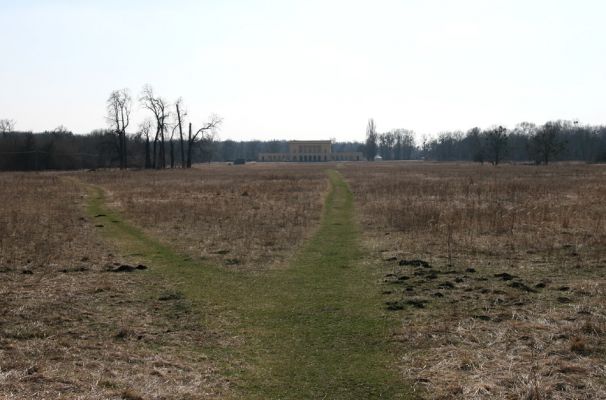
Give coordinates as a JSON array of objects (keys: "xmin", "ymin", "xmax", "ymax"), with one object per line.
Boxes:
[{"xmin": 1, "ymin": 0, "xmax": 605, "ymax": 142}]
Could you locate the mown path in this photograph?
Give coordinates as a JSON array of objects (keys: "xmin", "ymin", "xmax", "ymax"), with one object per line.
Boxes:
[{"xmin": 83, "ymin": 170, "xmax": 413, "ymax": 399}]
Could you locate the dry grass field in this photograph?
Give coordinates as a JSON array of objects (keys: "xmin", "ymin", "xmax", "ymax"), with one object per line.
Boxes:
[
  {"xmin": 0, "ymin": 173, "xmax": 230, "ymax": 399},
  {"xmin": 0, "ymin": 164, "xmax": 329, "ymax": 399},
  {"xmin": 77, "ymin": 164, "xmax": 328, "ymax": 270},
  {"xmin": 1, "ymin": 162, "xmax": 605, "ymax": 399},
  {"xmin": 344, "ymin": 162, "xmax": 606, "ymax": 399}
]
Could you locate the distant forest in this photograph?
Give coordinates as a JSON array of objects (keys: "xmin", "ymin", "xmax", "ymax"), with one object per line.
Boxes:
[
  {"xmin": 1, "ymin": 118, "xmax": 605, "ymax": 171},
  {"xmin": 363, "ymin": 119, "xmax": 606, "ymax": 165}
]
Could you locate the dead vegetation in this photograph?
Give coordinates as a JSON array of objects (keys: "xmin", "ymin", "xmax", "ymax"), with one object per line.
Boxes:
[
  {"xmin": 0, "ymin": 173, "xmax": 228, "ymax": 399},
  {"xmin": 77, "ymin": 163, "xmax": 328, "ymax": 270},
  {"xmin": 0, "ymin": 164, "xmax": 328, "ymax": 399},
  {"xmin": 3, "ymin": 162, "xmax": 605, "ymax": 399},
  {"xmin": 344, "ymin": 162, "xmax": 606, "ymax": 399}
]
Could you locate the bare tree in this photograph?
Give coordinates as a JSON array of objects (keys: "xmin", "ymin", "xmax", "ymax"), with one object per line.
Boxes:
[
  {"xmin": 187, "ymin": 114, "xmax": 222, "ymax": 168},
  {"xmin": 378, "ymin": 130, "xmax": 395, "ymax": 160},
  {"xmin": 138, "ymin": 119, "xmax": 153, "ymax": 169},
  {"xmin": 53, "ymin": 125, "xmax": 71, "ymax": 134},
  {"xmin": 465, "ymin": 127, "xmax": 485, "ymax": 164},
  {"xmin": 365, "ymin": 118, "xmax": 378, "ymax": 161},
  {"xmin": 530, "ymin": 121, "xmax": 564, "ymax": 165},
  {"xmin": 169, "ymin": 123, "xmax": 178, "ymax": 168},
  {"xmin": 486, "ymin": 126, "xmax": 508, "ymax": 165},
  {"xmin": 399, "ymin": 129, "xmax": 416, "ymax": 160},
  {"xmin": 140, "ymin": 85, "xmax": 169, "ymax": 169},
  {"xmin": 0, "ymin": 119, "xmax": 16, "ymax": 135},
  {"xmin": 106, "ymin": 89, "xmax": 131, "ymax": 169},
  {"xmin": 175, "ymin": 98, "xmax": 187, "ymax": 168}
]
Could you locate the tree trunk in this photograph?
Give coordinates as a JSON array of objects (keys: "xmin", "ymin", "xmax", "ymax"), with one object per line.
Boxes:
[
  {"xmin": 187, "ymin": 122, "xmax": 193, "ymax": 168},
  {"xmin": 122, "ymin": 131, "xmax": 128, "ymax": 169},
  {"xmin": 118, "ymin": 131, "xmax": 124, "ymax": 169},
  {"xmin": 170, "ymin": 139, "xmax": 175, "ymax": 168},
  {"xmin": 152, "ymin": 127, "xmax": 159, "ymax": 169},
  {"xmin": 177, "ymin": 104, "xmax": 185, "ymax": 168},
  {"xmin": 145, "ymin": 136, "xmax": 151, "ymax": 168},
  {"xmin": 159, "ymin": 122, "xmax": 166, "ymax": 168}
]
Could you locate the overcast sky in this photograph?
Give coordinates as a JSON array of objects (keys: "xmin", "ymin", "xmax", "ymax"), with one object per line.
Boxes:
[{"xmin": 1, "ymin": 0, "xmax": 605, "ymax": 141}]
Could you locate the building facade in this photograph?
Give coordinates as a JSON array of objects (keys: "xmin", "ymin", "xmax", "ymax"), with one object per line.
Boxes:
[{"xmin": 258, "ymin": 140, "xmax": 363, "ymax": 162}]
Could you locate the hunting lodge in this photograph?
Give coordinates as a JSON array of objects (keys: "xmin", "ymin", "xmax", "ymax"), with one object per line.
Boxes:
[{"xmin": 258, "ymin": 140, "xmax": 363, "ymax": 162}]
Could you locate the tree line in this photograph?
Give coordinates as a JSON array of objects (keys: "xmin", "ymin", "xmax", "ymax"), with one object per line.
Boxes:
[
  {"xmin": 2, "ymin": 112, "xmax": 606, "ymax": 170},
  {"xmin": 0, "ymin": 85, "xmax": 223, "ymax": 171},
  {"xmin": 107, "ymin": 85, "xmax": 222, "ymax": 169},
  {"xmin": 363, "ymin": 119, "xmax": 606, "ymax": 164}
]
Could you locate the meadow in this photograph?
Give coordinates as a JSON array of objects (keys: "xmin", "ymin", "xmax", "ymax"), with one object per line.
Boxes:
[
  {"xmin": 344, "ymin": 162, "xmax": 606, "ymax": 399},
  {"xmin": 0, "ymin": 162, "xmax": 604, "ymax": 399}
]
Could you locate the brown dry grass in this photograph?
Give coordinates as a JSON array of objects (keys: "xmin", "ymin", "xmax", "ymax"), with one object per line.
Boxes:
[
  {"xmin": 0, "ymin": 173, "xmax": 104, "ymax": 270},
  {"xmin": 344, "ymin": 162, "xmax": 606, "ymax": 399},
  {"xmin": 0, "ymin": 164, "xmax": 329, "ymax": 399},
  {"xmin": 0, "ymin": 173, "xmax": 228, "ymax": 399},
  {"xmin": 4, "ymin": 162, "xmax": 605, "ymax": 399},
  {"xmin": 77, "ymin": 163, "xmax": 329, "ymax": 270}
]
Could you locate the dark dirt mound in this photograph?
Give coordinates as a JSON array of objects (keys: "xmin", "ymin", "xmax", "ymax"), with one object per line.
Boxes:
[
  {"xmin": 426, "ymin": 272, "xmax": 438, "ymax": 280},
  {"xmin": 110, "ymin": 264, "xmax": 148, "ymax": 273},
  {"xmin": 438, "ymin": 281, "xmax": 455, "ymax": 290},
  {"xmin": 385, "ymin": 298, "xmax": 429, "ymax": 311},
  {"xmin": 385, "ymin": 275, "xmax": 411, "ymax": 284},
  {"xmin": 399, "ymin": 259, "xmax": 431, "ymax": 268},
  {"xmin": 509, "ymin": 281, "xmax": 537, "ymax": 293},
  {"xmin": 494, "ymin": 272, "xmax": 515, "ymax": 281}
]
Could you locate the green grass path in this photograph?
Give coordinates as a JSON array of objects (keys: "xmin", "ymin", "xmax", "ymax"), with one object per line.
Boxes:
[{"xmin": 84, "ymin": 170, "xmax": 413, "ymax": 399}]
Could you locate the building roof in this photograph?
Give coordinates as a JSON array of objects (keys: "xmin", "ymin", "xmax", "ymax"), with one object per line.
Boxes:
[{"xmin": 288, "ymin": 140, "xmax": 332, "ymax": 144}]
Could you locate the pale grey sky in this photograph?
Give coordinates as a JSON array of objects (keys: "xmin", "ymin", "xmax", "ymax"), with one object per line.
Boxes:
[{"xmin": 1, "ymin": 0, "xmax": 605, "ymax": 141}]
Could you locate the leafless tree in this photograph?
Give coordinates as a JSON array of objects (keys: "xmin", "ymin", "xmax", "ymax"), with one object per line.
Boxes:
[
  {"xmin": 530, "ymin": 121, "xmax": 564, "ymax": 165},
  {"xmin": 187, "ymin": 114, "xmax": 222, "ymax": 168},
  {"xmin": 106, "ymin": 89, "xmax": 131, "ymax": 169},
  {"xmin": 53, "ymin": 125, "xmax": 71, "ymax": 134},
  {"xmin": 138, "ymin": 119, "xmax": 153, "ymax": 168},
  {"xmin": 175, "ymin": 98, "xmax": 187, "ymax": 168},
  {"xmin": 169, "ymin": 123, "xmax": 178, "ymax": 168},
  {"xmin": 486, "ymin": 125, "xmax": 508, "ymax": 165},
  {"xmin": 365, "ymin": 118, "xmax": 378, "ymax": 160},
  {"xmin": 392, "ymin": 129, "xmax": 415, "ymax": 160},
  {"xmin": 0, "ymin": 119, "xmax": 16, "ymax": 135},
  {"xmin": 378, "ymin": 130, "xmax": 395, "ymax": 160},
  {"xmin": 140, "ymin": 85, "xmax": 169, "ymax": 169}
]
